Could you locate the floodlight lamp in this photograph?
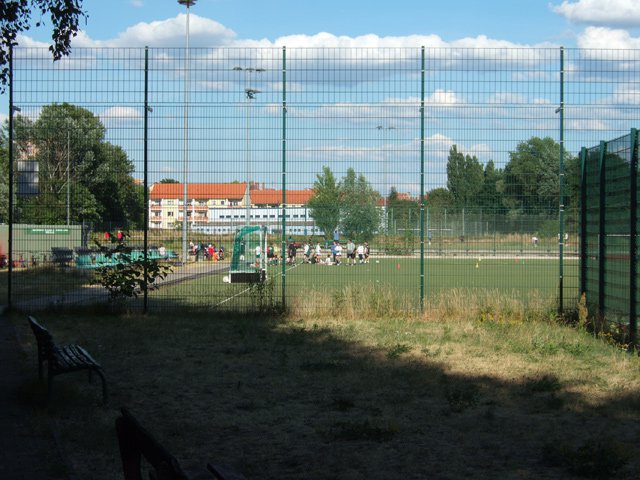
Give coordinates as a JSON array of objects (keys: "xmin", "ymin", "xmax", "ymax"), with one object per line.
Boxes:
[{"xmin": 178, "ymin": 0, "xmax": 197, "ymax": 6}]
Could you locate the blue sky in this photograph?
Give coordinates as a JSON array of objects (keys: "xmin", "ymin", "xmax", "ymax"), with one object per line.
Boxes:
[
  {"xmin": 14, "ymin": 0, "xmax": 640, "ymax": 54},
  {"xmin": 4, "ymin": 0, "xmax": 640, "ymax": 192}
]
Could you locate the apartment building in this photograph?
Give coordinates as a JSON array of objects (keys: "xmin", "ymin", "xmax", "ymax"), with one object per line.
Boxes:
[{"xmin": 148, "ymin": 182, "xmax": 321, "ymax": 235}]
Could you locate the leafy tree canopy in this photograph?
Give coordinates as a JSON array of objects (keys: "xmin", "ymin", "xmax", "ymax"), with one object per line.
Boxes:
[
  {"xmin": 446, "ymin": 145, "xmax": 484, "ymax": 208},
  {"xmin": 340, "ymin": 167, "xmax": 380, "ymax": 241},
  {"xmin": 10, "ymin": 102, "xmax": 142, "ymax": 228},
  {"xmin": 0, "ymin": 0, "xmax": 87, "ymax": 90},
  {"xmin": 307, "ymin": 166, "xmax": 341, "ymax": 238}
]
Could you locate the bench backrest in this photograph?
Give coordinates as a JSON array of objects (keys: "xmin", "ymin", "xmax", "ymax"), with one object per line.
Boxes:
[
  {"xmin": 116, "ymin": 408, "xmax": 190, "ymax": 480},
  {"xmin": 28, "ymin": 316, "xmax": 56, "ymax": 360}
]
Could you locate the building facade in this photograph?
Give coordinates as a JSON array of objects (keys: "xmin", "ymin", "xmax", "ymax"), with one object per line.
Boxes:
[{"xmin": 149, "ymin": 183, "xmax": 322, "ymax": 236}]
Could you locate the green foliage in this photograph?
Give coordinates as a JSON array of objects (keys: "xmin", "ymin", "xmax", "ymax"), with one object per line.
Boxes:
[
  {"xmin": 248, "ymin": 277, "xmax": 281, "ymax": 314},
  {"xmin": 503, "ymin": 136, "xmax": 577, "ymax": 213},
  {"xmin": 425, "ymin": 187, "xmax": 454, "ymax": 211},
  {"xmin": 9, "ymin": 103, "xmax": 143, "ymax": 228},
  {"xmin": 308, "ymin": 166, "xmax": 380, "ymax": 240},
  {"xmin": 447, "ymin": 145, "xmax": 484, "ymax": 207},
  {"xmin": 340, "ymin": 167, "xmax": 380, "ymax": 240},
  {"xmin": 0, "ymin": 0, "xmax": 87, "ymax": 91},
  {"xmin": 93, "ymin": 235, "xmax": 172, "ymax": 302},
  {"xmin": 387, "ymin": 187, "xmax": 420, "ymax": 234},
  {"xmin": 307, "ymin": 166, "xmax": 341, "ymax": 237},
  {"xmin": 478, "ymin": 160, "xmax": 506, "ymax": 212}
]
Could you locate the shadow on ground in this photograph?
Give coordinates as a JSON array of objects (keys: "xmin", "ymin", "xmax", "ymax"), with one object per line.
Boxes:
[{"xmin": 11, "ymin": 301, "xmax": 640, "ymax": 480}]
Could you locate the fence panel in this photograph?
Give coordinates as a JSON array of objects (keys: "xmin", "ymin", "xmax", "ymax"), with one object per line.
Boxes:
[{"xmin": 5, "ymin": 46, "xmax": 640, "ymax": 315}]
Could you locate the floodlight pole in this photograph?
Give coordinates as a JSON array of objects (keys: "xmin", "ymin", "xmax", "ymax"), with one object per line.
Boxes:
[
  {"xmin": 233, "ymin": 66, "xmax": 264, "ymax": 226},
  {"xmin": 377, "ymin": 125, "xmax": 395, "ymax": 234},
  {"xmin": 67, "ymin": 130, "xmax": 70, "ymax": 225},
  {"xmin": 179, "ymin": 0, "xmax": 196, "ymax": 264}
]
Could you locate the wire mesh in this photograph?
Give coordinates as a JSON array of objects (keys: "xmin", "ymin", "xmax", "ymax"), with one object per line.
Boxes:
[
  {"xmin": 581, "ymin": 131, "xmax": 638, "ymax": 334},
  {"xmin": 5, "ymin": 46, "xmax": 640, "ymax": 314}
]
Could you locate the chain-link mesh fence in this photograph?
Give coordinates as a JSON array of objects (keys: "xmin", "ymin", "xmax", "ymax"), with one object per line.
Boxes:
[
  {"xmin": 4, "ymin": 46, "xmax": 640, "ymax": 315},
  {"xmin": 580, "ymin": 129, "xmax": 638, "ymax": 344}
]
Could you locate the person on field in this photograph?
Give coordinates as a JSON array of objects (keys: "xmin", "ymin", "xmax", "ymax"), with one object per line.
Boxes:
[
  {"xmin": 287, "ymin": 241, "xmax": 297, "ymax": 265},
  {"xmin": 334, "ymin": 241, "xmax": 343, "ymax": 265},
  {"xmin": 346, "ymin": 239, "xmax": 356, "ymax": 266},
  {"xmin": 364, "ymin": 241, "xmax": 370, "ymax": 263},
  {"xmin": 357, "ymin": 243, "xmax": 365, "ymax": 264}
]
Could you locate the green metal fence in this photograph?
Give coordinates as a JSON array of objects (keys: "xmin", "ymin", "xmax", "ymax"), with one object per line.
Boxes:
[
  {"xmin": 580, "ymin": 129, "xmax": 638, "ymax": 345},
  {"xmin": 3, "ymin": 46, "xmax": 640, "ymax": 314}
]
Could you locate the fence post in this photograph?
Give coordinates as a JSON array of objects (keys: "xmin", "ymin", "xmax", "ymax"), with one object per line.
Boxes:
[
  {"xmin": 143, "ymin": 46, "xmax": 150, "ymax": 314},
  {"xmin": 419, "ymin": 46, "xmax": 426, "ymax": 312},
  {"xmin": 579, "ymin": 147, "xmax": 587, "ymax": 298},
  {"xmin": 281, "ymin": 46, "xmax": 287, "ymax": 309},
  {"xmin": 7, "ymin": 46, "xmax": 14, "ymax": 309},
  {"xmin": 598, "ymin": 141, "xmax": 607, "ymax": 321},
  {"xmin": 629, "ymin": 128, "xmax": 638, "ymax": 349},
  {"xmin": 558, "ymin": 46, "xmax": 566, "ymax": 315}
]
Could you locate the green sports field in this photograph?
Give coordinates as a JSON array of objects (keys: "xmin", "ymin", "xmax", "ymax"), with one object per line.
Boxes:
[{"xmin": 154, "ymin": 256, "xmax": 580, "ymax": 311}]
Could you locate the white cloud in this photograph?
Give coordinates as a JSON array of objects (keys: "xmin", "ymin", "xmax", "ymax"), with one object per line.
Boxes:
[
  {"xmin": 577, "ymin": 26, "xmax": 640, "ymax": 49},
  {"xmin": 74, "ymin": 14, "xmax": 237, "ymax": 48},
  {"xmin": 427, "ymin": 90, "xmax": 461, "ymax": 105},
  {"xmin": 131, "ymin": 0, "xmax": 144, "ymax": 7},
  {"xmin": 100, "ymin": 106, "xmax": 142, "ymax": 124},
  {"xmin": 552, "ymin": 0, "xmax": 640, "ymax": 27}
]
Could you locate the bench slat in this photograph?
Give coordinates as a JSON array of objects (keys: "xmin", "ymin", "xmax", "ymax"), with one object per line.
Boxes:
[{"xmin": 54, "ymin": 344, "xmax": 100, "ymax": 371}]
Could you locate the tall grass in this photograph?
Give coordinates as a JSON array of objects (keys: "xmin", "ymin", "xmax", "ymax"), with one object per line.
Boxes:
[{"xmin": 288, "ymin": 284, "xmax": 557, "ymax": 324}]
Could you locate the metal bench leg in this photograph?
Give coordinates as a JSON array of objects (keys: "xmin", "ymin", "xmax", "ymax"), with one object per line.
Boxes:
[
  {"xmin": 47, "ymin": 375, "xmax": 53, "ymax": 403},
  {"xmin": 95, "ymin": 369, "xmax": 108, "ymax": 405}
]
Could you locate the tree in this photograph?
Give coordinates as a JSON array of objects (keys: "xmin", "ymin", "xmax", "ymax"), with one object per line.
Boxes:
[
  {"xmin": 425, "ymin": 187, "xmax": 454, "ymax": 211},
  {"xmin": 0, "ymin": 0, "xmax": 87, "ymax": 90},
  {"xmin": 307, "ymin": 166, "xmax": 341, "ymax": 238},
  {"xmin": 159, "ymin": 178, "xmax": 179, "ymax": 184},
  {"xmin": 387, "ymin": 187, "xmax": 419, "ymax": 234},
  {"xmin": 477, "ymin": 160, "xmax": 505, "ymax": 213},
  {"xmin": 12, "ymin": 103, "xmax": 143, "ymax": 228},
  {"xmin": 502, "ymin": 136, "xmax": 575, "ymax": 214},
  {"xmin": 340, "ymin": 168, "xmax": 380, "ymax": 241},
  {"xmin": 446, "ymin": 145, "xmax": 484, "ymax": 208}
]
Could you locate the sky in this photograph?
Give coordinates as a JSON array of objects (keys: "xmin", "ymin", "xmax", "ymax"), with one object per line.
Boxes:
[
  {"xmin": 17, "ymin": 0, "xmax": 640, "ymax": 51},
  {"xmin": 4, "ymin": 0, "xmax": 640, "ymax": 192}
]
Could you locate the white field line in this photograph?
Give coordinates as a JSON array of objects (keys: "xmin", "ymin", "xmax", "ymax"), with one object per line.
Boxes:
[{"xmin": 215, "ymin": 262, "xmax": 299, "ymax": 307}]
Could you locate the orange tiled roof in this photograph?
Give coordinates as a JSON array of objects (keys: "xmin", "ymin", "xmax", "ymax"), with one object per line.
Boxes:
[
  {"xmin": 251, "ymin": 188, "xmax": 315, "ymax": 205},
  {"xmin": 150, "ymin": 182, "xmax": 247, "ymax": 200}
]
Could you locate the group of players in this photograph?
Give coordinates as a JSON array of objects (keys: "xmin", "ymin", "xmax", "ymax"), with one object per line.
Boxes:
[{"xmin": 266, "ymin": 239, "xmax": 371, "ymax": 266}]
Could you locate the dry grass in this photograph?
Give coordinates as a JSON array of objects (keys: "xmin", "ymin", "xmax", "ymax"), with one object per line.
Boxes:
[{"xmin": 12, "ymin": 290, "xmax": 640, "ymax": 479}]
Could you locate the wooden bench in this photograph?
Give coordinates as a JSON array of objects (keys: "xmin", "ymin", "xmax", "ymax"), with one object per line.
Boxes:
[
  {"xmin": 28, "ymin": 316, "xmax": 107, "ymax": 405},
  {"xmin": 116, "ymin": 408, "xmax": 247, "ymax": 480}
]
